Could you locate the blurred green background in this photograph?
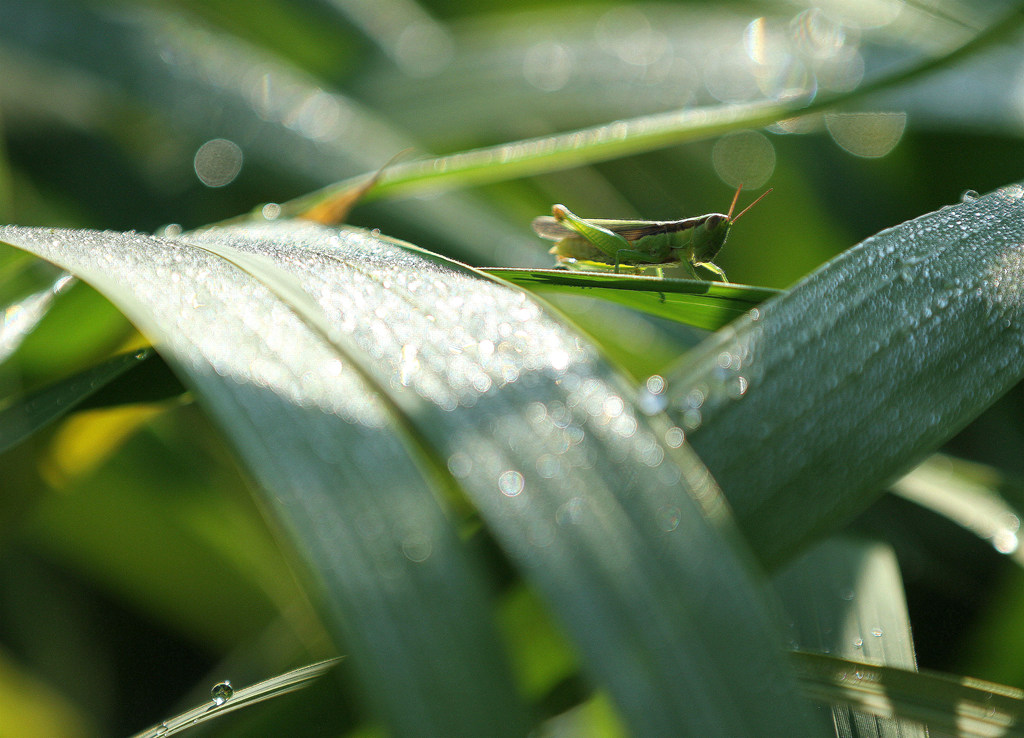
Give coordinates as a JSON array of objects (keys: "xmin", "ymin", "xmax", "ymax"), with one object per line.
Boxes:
[{"xmin": 3, "ymin": 0, "xmax": 1024, "ymax": 735}]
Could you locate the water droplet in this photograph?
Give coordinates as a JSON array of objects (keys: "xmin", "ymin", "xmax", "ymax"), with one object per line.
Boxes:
[
  {"xmin": 638, "ymin": 376, "xmax": 669, "ymax": 414},
  {"xmin": 686, "ymin": 388, "xmax": 706, "ymax": 409},
  {"xmin": 498, "ymin": 470, "xmax": 525, "ymax": 497},
  {"xmin": 870, "ymin": 627, "xmax": 883, "ymax": 637},
  {"xmin": 993, "ymin": 529, "xmax": 1019, "ymax": 555},
  {"xmin": 211, "ymin": 681, "xmax": 233, "ymax": 705},
  {"xmin": 447, "ymin": 452, "xmax": 472, "ymax": 478},
  {"xmin": 852, "ymin": 638, "xmax": 863, "ymax": 648},
  {"xmin": 262, "ymin": 202, "xmax": 282, "ymax": 220},
  {"xmin": 682, "ymin": 408, "xmax": 702, "ymax": 431},
  {"xmin": 961, "ymin": 189, "xmax": 980, "ymax": 202},
  {"xmin": 657, "ymin": 505, "xmax": 681, "ymax": 532},
  {"xmin": 727, "ymin": 375, "xmax": 749, "ymax": 399}
]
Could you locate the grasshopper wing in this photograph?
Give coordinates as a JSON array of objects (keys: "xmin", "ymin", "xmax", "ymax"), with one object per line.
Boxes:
[
  {"xmin": 531, "ymin": 216, "xmax": 576, "ymax": 241},
  {"xmin": 596, "ymin": 217, "xmax": 707, "ymax": 242}
]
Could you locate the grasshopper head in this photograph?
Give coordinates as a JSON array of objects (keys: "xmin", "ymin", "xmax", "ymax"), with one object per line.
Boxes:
[
  {"xmin": 690, "ymin": 213, "xmax": 731, "ymax": 262},
  {"xmin": 690, "ymin": 186, "xmax": 773, "ymax": 263}
]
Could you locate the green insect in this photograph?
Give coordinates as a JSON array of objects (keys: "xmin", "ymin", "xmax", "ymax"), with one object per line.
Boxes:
[{"xmin": 531, "ymin": 186, "xmax": 772, "ymax": 281}]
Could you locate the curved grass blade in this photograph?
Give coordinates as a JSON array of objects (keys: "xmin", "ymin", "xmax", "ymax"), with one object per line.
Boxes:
[
  {"xmin": 662, "ymin": 184, "xmax": 1024, "ymax": 568},
  {"xmin": 180, "ymin": 219, "xmax": 824, "ymax": 736},
  {"xmin": 281, "ymin": 4, "xmax": 1024, "ymax": 216},
  {"xmin": 0, "ymin": 221, "xmax": 824, "ymax": 735},
  {"xmin": 484, "ymin": 267, "xmax": 782, "ymax": 332},
  {"xmin": 0, "ymin": 270, "xmax": 76, "ymax": 363},
  {"xmin": 794, "ymin": 651, "xmax": 1024, "ymax": 737},
  {"xmin": 131, "ymin": 658, "xmax": 342, "ymax": 738},
  {"xmin": 0, "ymin": 348, "xmax": 165, "ymax": 454},
  {"xmin": 892, "ymin": 454, "xmax": 1024, "ymax": 567},
  {"xmin": 0, "ymin": 225, "xmax": 531, "ymax": 738},
  {"xmin": 775, "ymin": 539, "xmax": 924, "ymax": 738}
]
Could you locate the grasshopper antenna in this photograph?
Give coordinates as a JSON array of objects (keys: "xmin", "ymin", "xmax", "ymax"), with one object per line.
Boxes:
[
  {"xmin": 726, "ymin": 183, "xmax": 743, "ymax": 220},
  {"xmin": 731, "ymin": 187, "xmax": 773, "ymax": 224}
]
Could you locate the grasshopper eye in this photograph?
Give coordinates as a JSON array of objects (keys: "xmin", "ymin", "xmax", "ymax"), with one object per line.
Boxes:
[{"xmin": 704, "ymin": 214, "xmax": 726, "ymax": 230}]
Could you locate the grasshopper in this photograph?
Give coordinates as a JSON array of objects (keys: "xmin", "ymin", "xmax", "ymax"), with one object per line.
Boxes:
[{"xmin": 531, "ymin": 186, "xmax": 772, "ymax": 281}]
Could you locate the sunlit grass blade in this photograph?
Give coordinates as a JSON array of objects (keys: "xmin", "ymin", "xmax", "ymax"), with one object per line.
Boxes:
[
  {"xmin": 0, "ymin": 224, "xmax": 532, "ymax": 737},
  {"xmin": 794, "ymin": 651, "xmax": 1024, "ymax": 737},
  {"xmin": 280, "ymin": 4, "xmax": 1024, "ymax": 217},
  {"xmin": 663, "ymin": 184, "xmax": 1024, "ymax": 568},
  {"xmin": 131, "ymin": 658, "xmax": 342, "ymax": 738},
  {"xmin": 775, "ymin": 539, "xmax": 924, "ymax": 738},
  {"xmin": 484, "ymin": 267, "xmax": 781, "ymax": 331},
  {"xmin": 891, "ymin": 454, "xmax": 1024, "ymax": 566},
  {"xmin": 0, "ymin": 220, "xmax": 824, "ymax": 736},
  {"xmin": 0, "ymin": 270, "xmax": 76, "ymax": 363}
]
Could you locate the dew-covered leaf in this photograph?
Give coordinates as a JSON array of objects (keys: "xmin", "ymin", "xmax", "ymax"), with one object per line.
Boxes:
[
  {"xmin": 0, "ymin": 222, "xmax": 530, "ymax": 737},
  {"xmin": 662, "ymin": 185, "xmax": 1024, "ymax": 567},
  {"xmin": 0, "ymin": 220, "xmax": 823, "ymax": 736}
]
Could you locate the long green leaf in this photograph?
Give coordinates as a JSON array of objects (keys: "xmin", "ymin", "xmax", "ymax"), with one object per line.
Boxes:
[
  {"xmin": 775, "ymin": 539, "xmax": 924, "ymax": 738},
  {"xmin": 0, "ymin": 348, "xmax": 156, "ymax": 454},
  {"xmin": 794, "ymin": 651, "xmax": 1024, "ymax": 737},
  {"xmin": 280, "ymin": 4, "xmax": 1024, "ymax": 215},
  {"xmin": 132, "ymin": 658, "xmax": 342, "ymax": 738},
  {"xmin": 663, "ymin": 184, "xmax": 1024, "ymax": 567},
  {"xmin": 484, "ymin": 268, "xmax": 782, "ymax": 331},
  {"xmin": 0, "ymin": 223, "xmax": 530, "ymax": 738},
  {"xmin": 0, "ymin": 220, "xmax": 824, "ymax": 736},
  {"xmin": 892, "ymin": 454, "xmax": 1024, "ymax": 567}
]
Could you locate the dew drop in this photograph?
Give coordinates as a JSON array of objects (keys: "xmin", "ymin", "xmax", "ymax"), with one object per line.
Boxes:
[
  {"xmin": 870, "ymin": 627, "xmax": 883, "ymax": 637},
  {"xmin": 638, "ymin": 376, "xmax": 669, "ymax": 414},
  {"xmin": 657, "ymin": 505, "xmax": 681, "ymax": 532},
  {"xmin": 852, "ymin": 638, "xmax": 863, "ymax": 649},
  {"xmin": 211, "ymin": 680, "xmax": 233, "ymax": 705},
  {"xmin": 961, "ymin": 189, "xmax": 980, "ymax": 202},
  {"xmin": 682, "ymin": 408, "xmax": 702, "ymax": 431},
  {"xmin": 498, "ymin": 470, "xmax": 525, "ymax": 497}
]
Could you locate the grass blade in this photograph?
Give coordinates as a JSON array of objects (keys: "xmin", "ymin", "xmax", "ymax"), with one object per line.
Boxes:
[
  {"xmin": 794, "ymin": 651, "xmax": 1024, "ymax": 737},
  {"xmin": 663, "ymin": 185, "xmax": 1024, "ymax": 567},
  {"xmin": 0, "ymin": 220, "xmax": 824, "ymax": 736},
  {"xmin": 775, "ymin": 539, "xmax": 924, "ymax": 737},
  {"xmin": 0, "ymin": 224, "xmax": 531, "ymax": 737},
  {"xmin": 484, "ymin": 268, "xmax": 781, "ymax": 331}
]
